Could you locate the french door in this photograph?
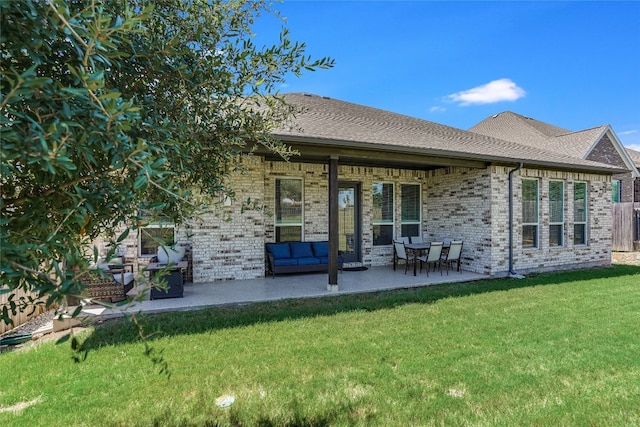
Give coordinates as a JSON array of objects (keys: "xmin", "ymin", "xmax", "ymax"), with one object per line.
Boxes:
[{"xmin": 338, "ymin": 182, "xmax": 361, "ymax": 263}]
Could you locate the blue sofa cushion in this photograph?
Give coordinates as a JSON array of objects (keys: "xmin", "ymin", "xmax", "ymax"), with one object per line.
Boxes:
[
  {"xmin": 290, "ymin": 242, "xmax": 313, "ymax": 259},
  {"xmin": 312, "ymin": 241, "xmax": 329, "ymax": 257},
  {"xmin": 318, "ymin": 255, "xmax": 344, "ymax": 264},
  {"xmin": 273, "ymin": 258, "xmax": 298, "ymax": 267},
  {"xmin": 267, "ymin": 243, "xmax": 290, "ymax": 260},
  {"xmin": 297, "ymin": 257, "xmax": 321, "ymax": 266}
]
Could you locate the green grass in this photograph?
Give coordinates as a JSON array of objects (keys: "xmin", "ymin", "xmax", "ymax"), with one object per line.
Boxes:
[{"xmin": 2, "ymin": 265, "xmax": 640, "ymax": 426}]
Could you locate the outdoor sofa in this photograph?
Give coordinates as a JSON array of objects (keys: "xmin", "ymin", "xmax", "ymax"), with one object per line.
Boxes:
[{"xmin": 265, "ymin": 241, "xmax": 344, "ymax": 278}]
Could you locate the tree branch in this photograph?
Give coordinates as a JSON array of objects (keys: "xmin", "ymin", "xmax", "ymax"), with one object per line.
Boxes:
[{"xmin": 1, "ymin": 175, "xmax": 98, "ymax": 211}]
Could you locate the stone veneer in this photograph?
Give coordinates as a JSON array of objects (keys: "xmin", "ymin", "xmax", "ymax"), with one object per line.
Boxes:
[{"xmin": 101, "ymin": 158, "xmax": 613, "ymax": 282}]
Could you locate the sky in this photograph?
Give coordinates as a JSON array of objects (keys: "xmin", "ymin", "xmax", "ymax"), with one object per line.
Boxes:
[{"xmin": 253, "ymin": 1, "xmax": 640, "ymax": 151}]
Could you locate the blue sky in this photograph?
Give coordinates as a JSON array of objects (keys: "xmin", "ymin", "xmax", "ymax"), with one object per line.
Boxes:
[{"xmin": 254, "ymin": 1, "xmax": 640, "ymax": 151}]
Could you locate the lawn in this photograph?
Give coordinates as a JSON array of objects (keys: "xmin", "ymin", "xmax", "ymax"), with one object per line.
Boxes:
[{"xmin": 1, "ymin": 265, "xmax": 640, "ymax": 426}]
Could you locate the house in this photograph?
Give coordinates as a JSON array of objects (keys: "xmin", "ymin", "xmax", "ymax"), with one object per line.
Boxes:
[{"xmin": 110, "ymin": 93, "xmax": 631, "ymax": 285}]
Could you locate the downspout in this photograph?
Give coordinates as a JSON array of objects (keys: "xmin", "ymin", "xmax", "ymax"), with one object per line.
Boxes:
[{"xmin": 508, "ymin": 162, "xmax": 524, "ymax": 278}]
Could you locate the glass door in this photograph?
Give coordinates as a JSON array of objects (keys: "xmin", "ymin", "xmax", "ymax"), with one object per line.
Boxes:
[{"xmin": 338, "ymin": 182, "xmax": 361, "ymax": 263}]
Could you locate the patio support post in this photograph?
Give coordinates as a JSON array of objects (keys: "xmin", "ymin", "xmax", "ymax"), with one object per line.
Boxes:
[{"xmin": 328, "ymin": 155, "xmax": 339, "ymax": 291}]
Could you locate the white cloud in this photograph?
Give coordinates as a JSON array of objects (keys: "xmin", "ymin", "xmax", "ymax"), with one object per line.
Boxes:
[
  {"xmin": 429, "ymin": 106, "xmax": 446, "ymax": 113},
  {"xmin": 624, "ymin": 143, "xmax": 640, "ymax": 152},
  {"xmin": 446, "ymin": 78, "xmax": 526, "ymax": 106},
  {"xmin": 619, "ymin": 130, "xmax": 638, "ymax": 136}
]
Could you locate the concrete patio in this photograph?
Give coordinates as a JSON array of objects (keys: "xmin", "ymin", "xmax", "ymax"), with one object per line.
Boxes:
[{"xmin": 77, "ymin": 265, "xmax": 489, "ymax": 321}]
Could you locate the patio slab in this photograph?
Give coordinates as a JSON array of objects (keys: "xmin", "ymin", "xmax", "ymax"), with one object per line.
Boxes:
[{"xmin": 77, "ymin": 266, "xmax": 488, "ymax": 321}]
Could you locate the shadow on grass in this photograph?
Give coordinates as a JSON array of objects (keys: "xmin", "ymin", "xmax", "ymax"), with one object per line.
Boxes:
[
  {"xmin": 142, "ymin": 398, "xmax": 360, "ymax": 427},
  {"xmin": 80, "ymin": 264, "xmax": 640, "ymax": 352}
]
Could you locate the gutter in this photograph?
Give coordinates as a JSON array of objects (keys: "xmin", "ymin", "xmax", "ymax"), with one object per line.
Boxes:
[{"xmin": 508, "ymin": 162, "xmax": 525, "ymax": 278}]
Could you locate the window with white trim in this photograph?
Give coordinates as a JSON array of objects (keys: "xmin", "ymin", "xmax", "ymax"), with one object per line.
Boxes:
[
  {"xmin": 549, "ymin": 180, "xmax": 564, "ymax": 247},
  {"xmin": 574, "ymin": 182, "xmax": 588, "ymax": 245},
  {"xmin": 275, "ymin": 177, "xmax": 303, "ymax": 242},
  {"xmin": 522, "ymin": 179, "xmax": 539, "ymax": 249},
  {"xmin": 401, "ymin": 184, "xmax": 421, "ymax": 238},
  {"xmin": 373, "ymin": 182, "xmax": 393, "ymax": 245},
  {"xmin": 139, "ymin": 224, "xmax": 175, "ymax": 257}
]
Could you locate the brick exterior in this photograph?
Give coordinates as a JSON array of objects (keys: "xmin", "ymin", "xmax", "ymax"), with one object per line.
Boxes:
[
  {"xmin": 612, "ymin": 172, "xmax": 635, "ymax": 203},
  {"xmin": 587, "ymin": 133, "xmax": 635, "ymax": 203},
  {"xmin": 586, "ymin": 134, "xmax": 627, "ymax": 168},
  {"xmin": 98, "ymin": 158, "xmax": 613, "ymax": 282},
  {"xmin": 510, "ymin": 169, "xmax": 612, "ymax": 274}
]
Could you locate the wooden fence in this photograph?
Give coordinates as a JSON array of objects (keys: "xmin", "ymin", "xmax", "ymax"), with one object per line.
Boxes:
[
  {"xmin": 0, "ymin": 288, "xmax": 47, "ymax": 335},
  {"xmin": 612, "ymin": 202, "xmax": 640, "ymax": 252}
]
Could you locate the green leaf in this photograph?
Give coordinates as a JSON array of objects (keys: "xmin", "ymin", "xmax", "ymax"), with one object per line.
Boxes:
[
  {"xmin": 99, "ymin": 91, "xmax": 122, "ymax": 99},
  {"xmin": 133, "ymin": 175, "xmax": 148, "ymax": 190},
  {"xmin": 117, "ymin": 228, "xmax": 130, "ymax": 243}
]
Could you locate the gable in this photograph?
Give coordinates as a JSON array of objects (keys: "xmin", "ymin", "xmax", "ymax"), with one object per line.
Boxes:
[
  {"xmin": 586, "ymin": 133, "xmax": 628, "ymax": 169},
  {"xmin": 471, "ymin": 112, "xmax": 637, "ymax": 177}
]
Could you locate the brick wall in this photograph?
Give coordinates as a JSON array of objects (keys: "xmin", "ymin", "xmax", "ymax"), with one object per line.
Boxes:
[
  {"xmin": 612, "ymin": 172, "xmax": 635, "ymax": 203},
  {"xmin": 423, "ymin": 167, "xmax": 494, "ymax": 274},
  {"xmin": 191, "ymin": 157, "xmax": 266, "ymax": 282},
  {"xmin": 588, "ymin": 133, "xmax": 634, "ymax": 202},
  {"xmin": 509, "ymin": 168, "xmax": 611, "ymax": 274},
  {"xmin": 586, "ymin": 134, "xmax": 627, "ymax": 168},
  {"xmin": 100, "ymin": 158, "xmax": 614, "ymax": 283}
]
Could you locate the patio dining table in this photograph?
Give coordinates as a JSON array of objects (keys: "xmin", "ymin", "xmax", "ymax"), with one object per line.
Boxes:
[{"xmin": 404, "ymin": 241, "xmax": 450, "ymax": 276}]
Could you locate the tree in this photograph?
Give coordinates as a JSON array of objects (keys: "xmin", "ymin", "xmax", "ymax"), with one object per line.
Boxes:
[{"xmin": 0, "ymin": 0, "xmax": 333, "ymax": 325}]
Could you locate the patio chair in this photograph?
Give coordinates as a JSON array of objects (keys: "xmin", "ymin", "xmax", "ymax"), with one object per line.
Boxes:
[
  {"xmin": 441, "ymin": 241, "xmax": 463, "ymax": 274},
  {"xmin": 393, "ymin": 240, "xmax": 412, "ymax": 274},
  {"xmin": 441, "ymin": 237, "xmax": 452, "ymax": 257},
  {"xmin": 78, "ymin": 264, "xmax": 135, "ymax": 303},
  {"xmin": 418, "ymin": 241, "xmax": 443, "ymax": 276},
  {"xmin": 410, "ymin": 236, "xmax": 423, "ymax": 244}
]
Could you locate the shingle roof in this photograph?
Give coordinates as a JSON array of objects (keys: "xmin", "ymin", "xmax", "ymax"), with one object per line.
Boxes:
[
  {"xmin": 469, "ymin": 111, "xmax": 608, "ymax": 158},
  {"xmin": 470, "ymin": 111, "xmax": 638, "ymax": 177},
  {"xmin": 270, "ymin": 93, "xmax": 624, "ymax": 173},
  {"xmin": 627, "ymin": 147, "xmax": 640, "ymax": 166}
]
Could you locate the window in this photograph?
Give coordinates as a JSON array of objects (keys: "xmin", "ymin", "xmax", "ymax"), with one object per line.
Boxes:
[
  {"xmin": 139, "ymin": 224, "xmax": 175, "ymax": 257},
  {"xmin": 549, "ymin": 181, "xmax": 564, "ymax": 247},
  {"xmin": 574, "ymin": 182, "xmax": 588, "ymax": 245},
  {"xmin": 373, "ymin": 182, "xmax": 393, "ymax": 245},
  {"xmin": 275, "ymin": 178, "xmax": 303, "ymax": 242},
  {"xmin": 612, "ymin": 180, "xmax": 621, "ymax": 203},
  {"xmin": 401, "ymin": 184, "xmax": 421, "ymax": 238},
  {"xmin": 522, "ymin": 179, "xmax": 539, "ymax": 249}
]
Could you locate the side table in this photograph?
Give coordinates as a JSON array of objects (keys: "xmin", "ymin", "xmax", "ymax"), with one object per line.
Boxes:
[{"xmin": 148, "ymin": 261, "xmax": 188, "ymax": 299}]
